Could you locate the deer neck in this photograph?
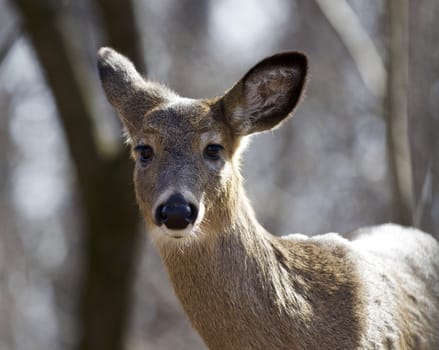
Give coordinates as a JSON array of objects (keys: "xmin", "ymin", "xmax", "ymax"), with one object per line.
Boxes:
[
  {"xmin": 156, "ymin": 175, "xmax": 364, "ymax": 349},
  {"xmin": 157, "ymin": 176, "xmax": 304, "ymax": 348}
]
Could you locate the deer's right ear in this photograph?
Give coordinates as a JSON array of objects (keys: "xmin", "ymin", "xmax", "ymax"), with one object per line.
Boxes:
[
  {"xmin": 221, "ymin": 52, "xmax": 308, "ymax": 136},
  {"xmin": 97, "ymin": 47, "xmax": 168, "ymax": 132}
]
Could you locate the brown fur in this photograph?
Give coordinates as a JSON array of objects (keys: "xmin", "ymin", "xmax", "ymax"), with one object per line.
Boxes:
[{"xmin": 97, "ymin": 47, "xmax": 439, "ymax": 349}]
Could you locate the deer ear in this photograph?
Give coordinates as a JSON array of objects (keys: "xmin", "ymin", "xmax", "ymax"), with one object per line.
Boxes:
[
  {"xmin": 97, "ymin": 47, "xmax": 170, "ymax": 132},
  {"xmin": 222, "ymin": 52, "xmax": 308, "ymax": 135}
]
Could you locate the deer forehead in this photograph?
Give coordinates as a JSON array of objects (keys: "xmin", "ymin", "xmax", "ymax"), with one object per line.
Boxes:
[{"xmin": 136, "ymin": 97, "xmax": 227, "ymax": 146}]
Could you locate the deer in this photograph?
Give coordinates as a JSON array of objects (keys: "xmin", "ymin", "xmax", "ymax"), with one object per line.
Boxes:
[{"xmin": 97, "ymin": 47, "xmax": 439, "ymax": 350}]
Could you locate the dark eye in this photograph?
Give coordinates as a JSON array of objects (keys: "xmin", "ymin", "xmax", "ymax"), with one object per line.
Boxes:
[
  {"xmin": 204, "ymin": 144, "xmax": 224, "ymax": 161},
  {"xmin": 134, "ymin": 145, "xmax": 154, "ymax": 165}
]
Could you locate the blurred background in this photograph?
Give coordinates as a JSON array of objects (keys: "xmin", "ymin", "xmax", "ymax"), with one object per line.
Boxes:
[{"xmin": 0, "ymin": 0, "xmax": 437, "ymax": 349}]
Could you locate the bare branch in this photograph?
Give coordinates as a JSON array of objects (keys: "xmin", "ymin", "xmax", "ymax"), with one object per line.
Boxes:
[
  {"xmin": 413, "ymin": 162, "xmax": 432, "ymax": 227},
  {"xmin": 314, "ymin": 0, "xmax": 387, "ymax": 98},
  {"xmin": 0, "ymin": 22, "xmax": 22, "ymax": 65}
]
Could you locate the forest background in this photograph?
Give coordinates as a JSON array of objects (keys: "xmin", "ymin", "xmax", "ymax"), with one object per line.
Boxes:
[{"xmin": 0, "ymin": 0, "xmax": 437, "ymax": 349}]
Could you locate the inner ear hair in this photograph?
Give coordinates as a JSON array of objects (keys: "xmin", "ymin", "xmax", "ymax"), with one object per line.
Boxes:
[{"xmin": 223, "ymin": 52, "xmax": 308, "ymax": 135}]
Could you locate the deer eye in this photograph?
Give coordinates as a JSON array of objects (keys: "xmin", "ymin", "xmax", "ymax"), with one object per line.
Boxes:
[
  {"xmin": 134, "ymin": 145, "xmax": 154, "ymax": 165},
  {"xmin": 204, "ymin": 144, "xmax": 224, "ymax": 161}
]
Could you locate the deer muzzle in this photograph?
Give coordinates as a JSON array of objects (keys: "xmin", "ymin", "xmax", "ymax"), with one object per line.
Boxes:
[{"xmin": 155, "ymin": 193, "xmax": 198, "ymax": 230}]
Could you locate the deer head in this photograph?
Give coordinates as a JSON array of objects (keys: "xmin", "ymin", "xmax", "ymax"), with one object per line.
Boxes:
[{"xmin": 97, "ymin": 47, "xmax": 307, "ymax": 244}]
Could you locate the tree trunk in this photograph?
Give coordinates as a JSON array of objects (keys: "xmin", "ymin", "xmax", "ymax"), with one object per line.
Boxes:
[
  {"xmin": 409, "ymin": 0, "xmax": 439, "ymax": 236},
  {"xmin": 94, "ymin": 0, "xmax": 145, "ymax": 72},
  {"xmin": 11, "ymin": 1, "xmax": 141, "ymax": 349},
  {"xmin": 386, "ymin": 0, "xmax": 414, "ymax": 226}
]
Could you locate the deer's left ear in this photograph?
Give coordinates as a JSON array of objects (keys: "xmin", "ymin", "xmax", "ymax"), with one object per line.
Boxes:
[{"xmin": 221, "ymin": 52, "xmax": 308, "ymax": 135}]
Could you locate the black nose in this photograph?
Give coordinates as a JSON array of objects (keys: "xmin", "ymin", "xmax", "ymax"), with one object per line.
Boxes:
[{"xmin": 155, "ymin": 193, "xmax": 198, "ymax": 230}]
